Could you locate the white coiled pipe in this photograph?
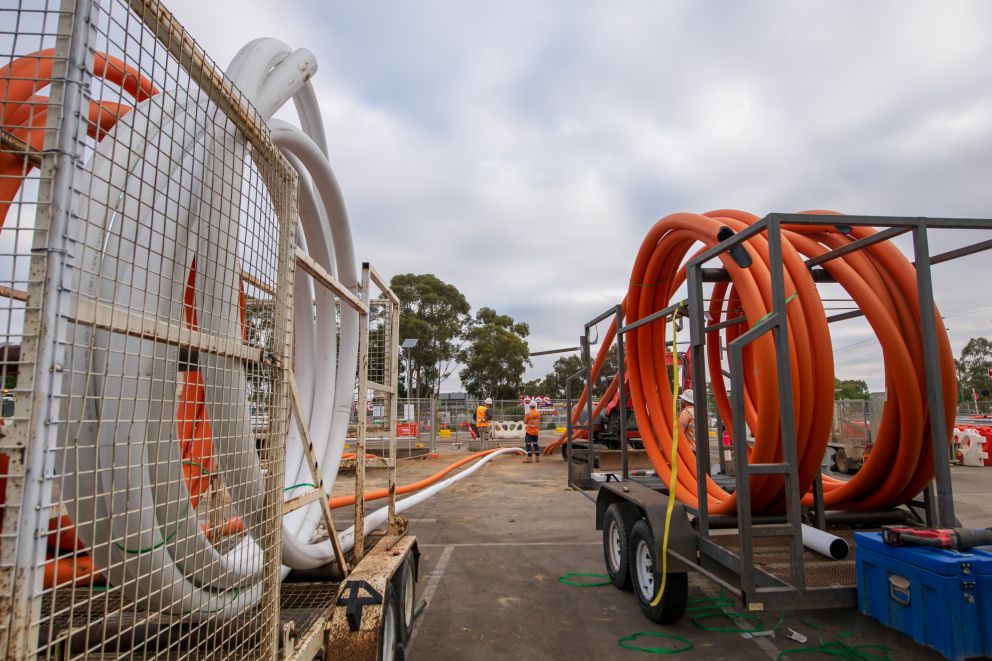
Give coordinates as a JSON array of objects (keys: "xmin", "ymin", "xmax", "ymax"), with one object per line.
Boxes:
[{"xmin": 58, "ymin": 37, "xmax": 361, "ymax": 616}]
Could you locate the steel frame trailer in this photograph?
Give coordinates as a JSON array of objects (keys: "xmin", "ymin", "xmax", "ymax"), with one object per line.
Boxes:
[{"xmin": 569, "ymin": 213, "xmax": 992, "ymax": 622}]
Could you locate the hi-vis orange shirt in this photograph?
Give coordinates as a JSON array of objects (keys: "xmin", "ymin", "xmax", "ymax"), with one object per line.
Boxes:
[
  {"xmin": 475, "ymin": 405, "xmax": 491, "ymax": 427},
  {"xmin": 524, "ymin": 409, "xmax": 540, "ymax": 435}
]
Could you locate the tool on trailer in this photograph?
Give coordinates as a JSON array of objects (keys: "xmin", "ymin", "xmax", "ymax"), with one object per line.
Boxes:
[{"xmin": 881, "ymin": 526, "xmax": 992, "ymax": 550}]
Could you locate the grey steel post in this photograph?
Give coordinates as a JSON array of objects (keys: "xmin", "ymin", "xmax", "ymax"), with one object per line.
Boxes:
[
  {"xmin": 615, "ymin": 305, "xmax": 628, "ymax": 480},
  {"xmin": 812, "ymin": 473, "xmax": 826, "ymax": 530},
  {"xmin": 354, "ymin": 266, "xmax": 372, "ymax": 560},
  {"xmin": 566, "ymin": 373, "xmax": 575, "ymax": 488},
  {"xmin": 7, "ymin": 2, "xmax": 93, "ymax": 656},
  {"xmin": 912, "ymin": 223, "xmax": 956, "ymax": 527},
  {"xmin": 430, "ymin": 397, "xmax": 438, "ymax": 452},
  {"xmin": 387, "ymin": 289, "xmax": 400, "ymax": 533},
  {"xmin": 767, "ymin": 215, "xmax": 806, "ymax": 591},
  {"xmin": 716, "ymin": 412, "xmax": 728, "ymax": 476},
  {"xmin": 688, "ymin": 262, "xmax": 711, "ymax": 536},
  {"xmin": 582, "ymin": 333, "xmax": 595, "ymax": 484},
  {"xmin": 728, "ymin": 342, "xmax": 755, "ymax": 596}
]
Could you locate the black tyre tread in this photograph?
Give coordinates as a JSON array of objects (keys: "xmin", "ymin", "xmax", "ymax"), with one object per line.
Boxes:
[
  {"xmin": 393, "ymin": 552, "xmax": 416, "ymax": 643},
  {"xmin": 628, "ymin": 519, "xmax": 688, "ymax": 624},
  {"xmin": 602, "ymin": 503, "xmax": 640, "ymax": 590}
]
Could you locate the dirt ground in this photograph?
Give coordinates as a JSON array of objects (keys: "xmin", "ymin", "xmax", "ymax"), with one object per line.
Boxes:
[{"xmin": 331, "ymin": 434, "xmax": 987, "ymax": 660}]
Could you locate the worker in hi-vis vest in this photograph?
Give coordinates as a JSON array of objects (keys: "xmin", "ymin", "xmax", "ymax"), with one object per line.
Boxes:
[
  {"xmin": 475, "ymin": 397, "xmax": 493, "ymax": 450},
  {"xmin": 523, "ymin": 400, "xmax": 541, "ymax": 463}
]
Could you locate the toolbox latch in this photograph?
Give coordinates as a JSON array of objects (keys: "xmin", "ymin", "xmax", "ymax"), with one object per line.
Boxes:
[{"xmin": 888, "ymin": 574, "xmax": 911, "ymax": 606}]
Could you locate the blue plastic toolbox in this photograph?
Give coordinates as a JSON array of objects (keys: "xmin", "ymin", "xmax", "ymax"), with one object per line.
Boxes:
[{"xmin": 855, "ymin": 531, "xmax": 992, "ymax": 660}]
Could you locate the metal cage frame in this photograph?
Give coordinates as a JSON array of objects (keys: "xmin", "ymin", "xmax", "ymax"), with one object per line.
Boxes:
[{"xmin": 570, "ymin": 213, "xmax": 992, "ymax": 611}]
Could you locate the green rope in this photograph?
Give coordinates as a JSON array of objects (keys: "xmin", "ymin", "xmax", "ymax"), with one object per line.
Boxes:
[
  {"xmin": 181, "ymin": 460, "xmax": 211, "ymax": 475},
  {"xmin": 685, "ymin": 589, "xmax": 783, "ymax": 634},
  {"xmin": 284, "ymin": 482, "xmax": 316, "ymax": 492},
  {"xmin": 114, "ymin": 526, "xmax": 179, "ymax": 555},
  {"xmin": 113, "ymin": 502, "xmax": 190, "ymax": 555},
  {"xmin": 690, "ymin": 608, "xmax": 766, "ymax": 633},
  {"xmin": 685, "ymin": 592, "xmax": 735, "ymax": 613},
  {"xmin": 778, "ymin": 632, "xmax": 895, "ymax": 660},
  {"xmin": 181, "ymin": 588, "xmax": 242, "ymax": 615},
  {"xmin": 618, "ymin": 632, "xmax": 693, "ymax": 654},
  {"xmin": 755, "ymin": 292, "xmax": 798, "ymax": 324},
  {"xmin": 557, "ymin": 572, "xmax": 612, "ymax": 587}
]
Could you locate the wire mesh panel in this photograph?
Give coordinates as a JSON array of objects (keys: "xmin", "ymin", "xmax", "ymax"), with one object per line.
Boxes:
[{"xmin": 1, "ymin": 0, "xmax": 297, "ymax": 658}]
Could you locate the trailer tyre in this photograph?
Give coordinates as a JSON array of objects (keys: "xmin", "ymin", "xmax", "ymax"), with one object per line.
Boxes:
[
  {"xmin": 393, "ymin": 552, "xmax": 417, "ymax": 643},
  {"xmin": 378, "ymin": 583, "xmax": 404, "ymax": 661},
  {"xmin": 628, "ymin": 519, "xmax": 688, "ymax": 624},
  {"xmin": 602, "ymin": 503, "xmax": 640, "ymax": 590}
]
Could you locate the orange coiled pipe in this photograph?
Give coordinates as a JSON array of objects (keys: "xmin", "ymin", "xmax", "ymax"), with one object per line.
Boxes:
[{"xmin": 556, "ymin": 210, "xmax": 954, "ymax": 514}]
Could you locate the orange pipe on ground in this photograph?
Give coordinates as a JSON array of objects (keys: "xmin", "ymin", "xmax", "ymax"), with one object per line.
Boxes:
[{"xmin": 328, "ymin": 449, "xmax": 505, "ymax": 509}]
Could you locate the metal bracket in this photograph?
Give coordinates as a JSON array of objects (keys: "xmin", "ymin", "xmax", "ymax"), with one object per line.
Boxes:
[
  {"xmin": 336, "ymin": 580, "xmax": 383, "ymax": 632},
  {"xmin": 288, "ymin": 371, "xmax": 349, "ymax": 575}
]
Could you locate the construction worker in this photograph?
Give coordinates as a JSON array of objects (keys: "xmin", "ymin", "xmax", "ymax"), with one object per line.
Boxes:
[
  {"xmin": 678, "ymin": 389, "xmax": 696, "ymax": 452},
  {"xmin": 523, "ymin": 400, "xmax": 541, "ymax": 462},
  {"xmin": 475, "ymin": 397, "xmax": 493, "ymax": 450}
]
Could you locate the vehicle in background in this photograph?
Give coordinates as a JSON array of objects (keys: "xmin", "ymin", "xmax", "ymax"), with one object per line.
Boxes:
[
  {"xmin": 829, "ymin": 398, "xmax": 875, "ymax": 474},
  {"xmin": 564, "ymin": 350, "xmax": 691, "ymax": 461}
]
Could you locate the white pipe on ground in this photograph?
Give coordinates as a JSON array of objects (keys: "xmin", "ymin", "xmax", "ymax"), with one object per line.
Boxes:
[
  {"xmin": 801, "ymin": 524, "xmax": 849, "ymax": 560},
  {"xmin": 337, "ymin": 448, "xmax": 526, "ymax": 552}
]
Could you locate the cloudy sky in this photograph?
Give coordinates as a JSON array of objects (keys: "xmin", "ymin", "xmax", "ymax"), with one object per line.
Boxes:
[{"xmin": 168, "ymin": 0, "xmax": 992, "ymax": 394}]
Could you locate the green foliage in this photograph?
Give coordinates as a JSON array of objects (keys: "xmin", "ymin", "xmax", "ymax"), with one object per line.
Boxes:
[
  {"xmin": 458, "ymin": 307, "xmax": 531, "ymax": 399},
  {"xmin": 533, "ymin": 347, "xmax": 619, "ymax": 398},
  {"xmin": 955, "ymin": 337, "xmax": 992, "ymax": 401},
  {"xmin": 391, "ymin": 273, "xmax": 471, "ymax": 398},
  {"xmin": 834, "ymin": 378, "xmax": 869, "ymax": 400}
]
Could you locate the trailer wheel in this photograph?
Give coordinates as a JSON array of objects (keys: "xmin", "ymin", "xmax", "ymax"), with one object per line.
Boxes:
[
  {"xmin": 628, "ymin": 520, "xmax": 688, "ymax": 624},
  {"xmin": 602, "ymin": 503, "xmax": 640, "ymax": 590},
  {"xmin": 393, "ymin": 552, "xmax": 416, "ymax": 643},
  {"xmin": 378, "ymin": 583, "xmax": 404, "ymax": 661}
]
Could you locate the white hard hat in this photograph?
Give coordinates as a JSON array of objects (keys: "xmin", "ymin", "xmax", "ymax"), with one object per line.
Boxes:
[
  {"xmin": 485, "ymin": 397, "xmax": 493, "ymax": 405},
  {"xmin": 680, "ymin": 389, "xmax": 694, "ymax": 404},
  {"xmin": 529, "ymin": 401, "xmax": 537, "ymax": 408}
]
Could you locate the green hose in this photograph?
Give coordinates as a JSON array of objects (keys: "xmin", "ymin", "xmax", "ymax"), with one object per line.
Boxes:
[
  {"xmin": 618, "ymin": 632, "xmax": 693, "ymax": 655},
  {"xmin": 557, "ymin": 572, "xmax": 612, "ymax": 587},
  {"xmin": 778, "ymin": 632, "xmax": 894, "ymax": 660}
]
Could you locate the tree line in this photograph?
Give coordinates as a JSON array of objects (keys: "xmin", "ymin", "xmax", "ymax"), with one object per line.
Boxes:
[
  {"xmin": 391, "ymin": 273, "xmax": 531, "ymax": 399},
  {"xmin": 393, "ymin": 272, "xmax": 992, "ymax": 406}
]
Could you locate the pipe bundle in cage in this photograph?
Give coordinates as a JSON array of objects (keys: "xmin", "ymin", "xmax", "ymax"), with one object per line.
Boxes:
[
  {"xmin": 2, "ymin": 37, "xmax": 526, "ymax": 619},
  {"xmin": 554, "ymin": 209, "xmax": 955, "ymax": 514}
]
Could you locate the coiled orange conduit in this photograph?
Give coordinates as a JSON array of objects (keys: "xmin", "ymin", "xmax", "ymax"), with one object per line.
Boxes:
[{"xmin": 549, "ymin": 210, "xmax": 954, "ymax": 514}]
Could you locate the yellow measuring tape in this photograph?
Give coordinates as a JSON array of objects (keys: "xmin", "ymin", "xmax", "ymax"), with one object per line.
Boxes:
[{"xmin": 651, "ymin": 302, "xmax": 684, "ymax": 607}]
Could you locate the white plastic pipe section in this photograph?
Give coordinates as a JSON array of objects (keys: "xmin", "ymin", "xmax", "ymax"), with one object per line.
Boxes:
[
  {"xmin": 337, "ymin": 448, "xmax": 526, "ymax": 552},
  {"xmin": 59, "ymin": 89, "xmax": 261, "ymax": 616},
  {"xmin": 801, "ymin": 524, "xmax": 849, "ymax": 560},
  {"xmin": 57, "ymin": 38, "xmax": 360, "ymax": 617},
  {"xmin": 226, "ymin": 38, "xmax": 360, "ymax": 573}
]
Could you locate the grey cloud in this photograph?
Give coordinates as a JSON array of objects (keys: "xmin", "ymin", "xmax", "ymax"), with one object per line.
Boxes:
[{"xmin": 166, "ymin": 0, "xmax": 992, "ymax": 391}]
